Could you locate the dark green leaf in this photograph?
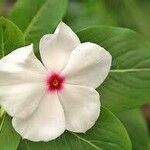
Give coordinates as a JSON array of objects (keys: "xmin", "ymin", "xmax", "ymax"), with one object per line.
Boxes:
[
  {"xmin": 66, "ymin": 0, "xmax": 117, "ymax": 31},
  {"xmin": 77, "ymin": 26, "xmax": 150, "ymax": 113},
  {"xmin": 9, "ymin": 0, "xmax": 68, "ymax": 53},
  {"xmin": 20, "ymin": 107, "xmax": 132, "ymax": 150},
  {"xmin": 105, "ymin": 0, "xmax": 150, "ymax": 40},
  {"xmin": 0, "ymin": 115, "xmax": 21, "ymax": 150},
  {"xmin": 118, "ymin": 109, "xmax": 149, "ymax": 150},
  {"xmin": 0, "ymin": 0, "xmax": 5, "ymax": 16},
  {"xmin": 0, "ymin": 17, "xmax": 25, "ymax": 58},
  {"xmin": 17, "ymin": 140, "xmax": 28, "ymax": 150}
]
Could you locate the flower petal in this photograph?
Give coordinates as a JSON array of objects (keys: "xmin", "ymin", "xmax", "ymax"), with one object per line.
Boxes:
[
  {"xmin": 0, "ymin": 83, "xmax": 45, "ymax": 119},
  {"xmin": 62, "ymin": 42, "xmax": 112, "ymax": 88},
  {"xmin": 0, "ymin": 44, "xmax": 47, "ymax": 119},
  {"xmin": 58, "ymin": 84, "xmax": 100, "ymax": 133},
  {"xmin": 12, "ymin": 93, "xmax": 65, "ymax": 142},
  {"xmin": 39, "ymin": 21, "xmax": 80, "ymax": 72},
  {"xmin": 0, "ymin": 44, "xmax": 46, "ymax": 84}
]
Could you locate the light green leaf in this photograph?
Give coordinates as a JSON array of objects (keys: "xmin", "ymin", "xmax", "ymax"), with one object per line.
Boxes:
[
  {"xmin": 0, "ymin": 17, "xmax": 24, "ymax": 150},
  {"xmin": 9, "ymin": 0, "xmax": 68, "ymax": 53},
  {"xmin": 77, "ymin": 26, "xmax": 150, "ymax": 113},
  {"xmin": 148, "ymin": 139, "xmax": 150, "ymax": 150},
  {"xmin": 0, "ymin": 17, "xmax": 25, "ymax": 58},
  {"xmin": 118, "ymin": 109, "xmax": 149, "ymax": 150},
  {"xmin": 18, "ymin": 107, "xmax": 132, "ymax": 150},
  {"xmin": 0, "ymin": 115, "xmax": 21, "ymax": 150}
]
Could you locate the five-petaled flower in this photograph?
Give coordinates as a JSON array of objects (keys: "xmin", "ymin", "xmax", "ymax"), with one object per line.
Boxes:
[{"xmin": 0, "ymin": 22, "xmax": 112, "ymax": 142}]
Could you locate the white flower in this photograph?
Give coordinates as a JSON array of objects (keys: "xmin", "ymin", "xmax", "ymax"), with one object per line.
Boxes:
[{"xmin": 0, "ymin": 22, "xmax": 112, "ymax": 142}]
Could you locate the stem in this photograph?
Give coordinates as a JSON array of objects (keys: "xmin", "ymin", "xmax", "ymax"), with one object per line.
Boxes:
[
  {"xmin": 0, "ymin": 107, "xmax": 5, "ymax": 118},
  {"xmin": 0, "ymin": 26, "xmax": 6, "ymax": 116}
]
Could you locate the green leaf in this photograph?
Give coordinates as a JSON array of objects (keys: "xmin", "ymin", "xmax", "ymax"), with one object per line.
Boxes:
[
  {"xmin": 66, "ymin": 0, "xmax": 117, "ymax": 31},
  {"xmin": 9, "ymin": 0, "xmax": 68, "ymax": 53},
  {"xmin": 0, "ymin": 17, "xmax": 24, "ymax": 149},
  {"xmin": 105, "ymin": 0, "xmax": 150, "ymax": 40},
  {"xmin": 148, "ymin": 139, "xmax": 150, "ymax": 150},
  {"xmin": 77, "ymin": 26, "xmax": 150, "ymax": 113},
  {"xmin": 18, "ymin": 107, "xmax": 132, "ymax": 150},
  {"xmin": 0, "ymin": 17, "xmax": 25, "ymax": 58},
  {"xmin": 0, "ymin": 115, "xmax": 21, "ymax": 150},
  {"xmin": 17, "ymin": 140, "xmax": 28, "ymax": 150},
  {"xmin": 118, "ymin": 109, "xmax": 149, "ymax": 150},
  {"xmin": 0, "ymin": 0, "xmax": 4, "ymax": 15}
]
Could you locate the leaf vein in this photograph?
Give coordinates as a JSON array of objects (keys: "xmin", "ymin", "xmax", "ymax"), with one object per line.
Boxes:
[
  {"xmin": 110, "ymin": 68, "xmax": 150, "ymax": 73},
  {"xmin": 70, "ymin": 132, "xmax": 103, "ymax": 150}
]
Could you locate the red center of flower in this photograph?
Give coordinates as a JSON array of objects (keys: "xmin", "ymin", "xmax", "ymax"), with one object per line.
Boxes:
[{"xmin": 46, "ymin": 73, "xmax": 65, "ymax": 93}]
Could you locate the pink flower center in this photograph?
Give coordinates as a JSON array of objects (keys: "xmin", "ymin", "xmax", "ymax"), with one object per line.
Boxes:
[{"xmin": 46, "ymin": 73, "xmax": 65, "ymax": 93}]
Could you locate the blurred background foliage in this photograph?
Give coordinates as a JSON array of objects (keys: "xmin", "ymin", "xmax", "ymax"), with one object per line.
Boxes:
[
  {"xmin": 1, "ymin": 0, "xmax": 150, "ymax": 39},
  {"xmin": 65, "ymin": 0, "xmax": 150, "ymax": 40}
]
